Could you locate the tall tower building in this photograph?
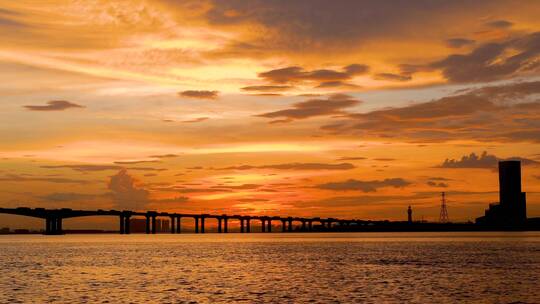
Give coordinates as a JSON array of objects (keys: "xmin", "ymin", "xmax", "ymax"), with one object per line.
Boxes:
[
  {"xmin": 476, "ymin": 161, "xmax": 527, "ymax": 226},
  {"xmin": 499, "ymin": 161, "xmax": 527, "ymax": 223}
]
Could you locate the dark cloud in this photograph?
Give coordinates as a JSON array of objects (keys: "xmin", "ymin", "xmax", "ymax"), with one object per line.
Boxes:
[
  {"xmin": 428, "ymin": 32, "xmax": 540, "ymax": 83},
  {"xmin": 465, "ymin": 80, "xmax": 540, "ymax": 100},
  {"xmin": 320, "ymin": 81, "xmax": 540, "ymax": 143},
  {"xmin": 0, "ymin": 174, "xmax": 90, "ymax": 184},
  {"xmin": 257, "ymin": 93, "xmax": 361, "ymax": 120},
  {"xmin": 24, "ymin": 100, "xmax": 85, "ymax": 111},
  {"xmin": 179, "ymin": 90, "xmax": 219, "ymax": 99},
  {"xmin": 257, "ymin": 64, "xmax": 368, "ymax": 88},
  {"xmin": 237, "ymin": 198, "xmax": 269, "ymax": 202},
  {"xmin": 373, "ymin": 73, "xmax": 412, "ymax": 82},
  {"xmin": 485, "ymin": 19, "xmax": 513, "ymax": 29},
  {"xmin": 315, "ymin": 81, "xmax": 361, "ymax": 89},
  {"xmin": 152, "ymin": 196, "xmax": 189, "ymax": 204},
  {"xmin": 41, "ymin": 164, "xmax": 121, "ymax": 171},
  {"xmin": 427, "ymin": 177, "xmax": 452, "ymax": 181},
  {"xmin": 446, "ymin": 38, "xmax": 476, "ymax": 48},
  {"xmin": 0, "ymin": 8, "xmax": 27, "ymax": 28},
  {"xmin": 219, "ymin": 162, "xmax": 355, "ymax": 171},
  {"xmin": 439, "ymin": 151, "xmax": 538, "ymax": 169},
  {"xmin": 38, "ymin": 192, "xmax": 109, "ymax": 202},
  {"xmin": 427, "ymin": 181, "xmax": 449, "ymax": 188},
  {"xmin": 201, "ymin": 1, "xmax": 521, "ymax": 55},
  {"xmin": 181, "ymin": 117, "xmax": 209, "ymax": 123},
  {"xmin": 127, "ymin": 167, "xmax": 167, "ymax": 171},
  {"xmin": 336, "ymin": 156, "xmax": 367, "ymax": 161},
  {"xmin": 316, "ymin": 178, "xmax": 411, "ymax": 192},
  {"xmin": 211, "ymin": 184, "xmax": 261, "ymax": 190},
  {"xmin": 374, "ymin": 158, "xmax": 395, "ymax": 161},
  {"xmin": 149, "ymin": 154, "xmax": 179, "ymax": 159},
  {"xmin": 114, "ymin": 160, "xmax": 160, "ymax": 165},
  {"xmin": 108, "ymin": 169, "xmax": 149, "ymax": 210},
  {"xmin": 241, "ymin": 85, "xmax": 293, "ymax": 92}
]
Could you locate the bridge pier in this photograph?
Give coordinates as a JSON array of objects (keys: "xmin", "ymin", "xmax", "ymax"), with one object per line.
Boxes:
[
  {"xmin": 145, "ymin": 215, "xmax": 150, "ymax": 234},
  {"xmin": 217, "ymin": 217, "xmax": 222, "ymax": 233},
  {"xmin": 195, "ymin": 217, "xmax": 199, "ymax": 233},
  {"xmin": 261, "ymin": 219, "xmax": 266, "ymax": 232},
  {"xmin": 120, "ymin": 215, "xmax": 125, "ymax": 234},
  {"xmin": 301, "ymin": 220, "xmax": 306, "ymax": 231},
  {"xmin": 176, "ymin": 216, "xmax": 181, "ymax": 233},
  {"xmin": 281, "ymin": 219, "xmax": 286, "ymax": 232},
  {"xmin": 223, "ymin": 216, "xmax": 228, "ymax": 233},
  {"xmin": 201, "ymin": 216, "xmax": 205, "ymax": 233},
  {"xmin": 151, "ymin": 215, "xmax": 157, "ymax": 234},
  {"xmin": 240, "ymin": 218, "xmax": 245, "ymax": 233},
  {"xmin": 288, "ymin": 218, "xmax": 293, "ymax": 232},
  {"xmin": 308, "ymin": 220, "xmax": 313, "ymax": 231},
  {"xmin": 246, "ymin": 217, "xmax": 251, "ymax": 233},
  {"xmin": 124, "ymin": 215, "xmax": 130, "ymax": 234},
  {"xmin": 44, "ymin": 216, "xmax": 62, "ymax": 235},
  {"xmin": 170, "ymin": 216, "xmax": 176, "ymax": 234},
  {"xmin": 267, "ymin": 219, "xmax": 272, "ymax": 232}
]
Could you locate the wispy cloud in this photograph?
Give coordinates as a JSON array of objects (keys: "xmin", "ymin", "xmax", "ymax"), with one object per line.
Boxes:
[{"xmin": 24, "ymin": 100, "xmax": 84, "ymax": 111}]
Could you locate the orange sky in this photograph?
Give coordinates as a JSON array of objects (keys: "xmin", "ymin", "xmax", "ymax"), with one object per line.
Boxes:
[{"xmin": 1, "ymin": 0, "xmax": 540, "ymax": 229}]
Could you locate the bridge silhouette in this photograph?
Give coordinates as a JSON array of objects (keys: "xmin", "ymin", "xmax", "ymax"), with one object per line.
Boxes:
[{"xmin": 0, "ymin": 207, "xmax": 365, "ymax": 235}]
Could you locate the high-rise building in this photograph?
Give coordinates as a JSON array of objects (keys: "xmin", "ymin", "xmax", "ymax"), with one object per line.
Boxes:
[{"xmin": 476, "ymin": 161, "xmax": 527, "ymax": 226}]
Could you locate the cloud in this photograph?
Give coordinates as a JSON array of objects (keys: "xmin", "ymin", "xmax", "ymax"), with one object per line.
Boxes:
[
  {"xmin": 218, "ymin": 162, "xmax": 355, "ymax": 171},
  {"xmin": 179, "ymin": 90, "xmax": 219, "ymax": 99},
  {"xmin": 320, "ymin": 81, "xmax": 540, "ymax": 143},
  {"xmin": 373, "ymin": 73, "xmax": 412, "ymax": 82},
  {"xmin": 257, "ymin": 64, "xmax": 368, "ymax": 87},
  {"xmin": 315, "ymin": 81, "xmax": 361, "ymax": 89},
  {"xmin": 465, "ymin": 80, "xmax": 540, "ymax": 100},
  {"xmin": 38, "ymin": 192, "xmax": 109, "ymax": 202},
  {"xmin": 0, "ymin": 8, "xmax": 27, "ymax": 28},
  {"xmin": 316, "ymin": 178, "xmax": 411, "ymax": 192},
  {"xmin": 337, "ymin": 156, "xmax": 367, "ymax": 161},
  {"xmin": 426, "ymin": 181, "xmax": 448, "ymax": 188},
  {"xmin": 114, "ymin": 160, "xmax": 160, "ymax": 165},
  {"xmin": 24, "ymin": 100, "xmax": 85, "ymax": 111},
  {"xmin": 202, "ymin": 1, "xmax": 522, "ymax": 55},
  {"xmin": 257, "ymin": 93, "xmax": 361, "ymax": 120},
  {"xmin": 152, "ymin": 196, "xmax": 189, "ymax": 204},
  {"xmin": 439, "ymin": 151, "xmax": 538, "ymax": 169},
  {"xmin": 0, "ymin": 174, "xmax": 90, "ymax": 184},
  {"xmin": 41, "ymin": 164, "xmax": 122, "ymax": 172},
  {"xmin": 485, "ymin": 19, "xmax": 513, "ymax": 29},
  {"xmin": 428, "ymin": 32, "xmax": 540, "ymax": 83},
  {"xmin": 108, "ymin": 169, "xmax": 150, "ymax": 210},
  {"xmin": 127, "ymin": 167, "xmax": 167, "ymax": 171},
  {"xmin": 241, "ymin": 85, "xmax": 293, "ymax": 92},
  {"xmin": 149, "ymin": 154, "xmax": 179, "ymax": 159},
  {"xmin": 181, "ymin": 117, "xmax": 209, "ymax": 123},
  {"xmin": 446, "ymin": 38, "xmax": 475, "ymax": 48}
]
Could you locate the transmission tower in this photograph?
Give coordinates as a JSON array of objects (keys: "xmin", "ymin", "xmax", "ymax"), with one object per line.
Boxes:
[{"xmin": 439, "ymin": 192, "xmax": 449, "ymax": 223}]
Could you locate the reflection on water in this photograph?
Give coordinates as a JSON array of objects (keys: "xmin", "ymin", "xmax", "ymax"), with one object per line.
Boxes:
[{"xmin": 1, "ymin": 232, "xmax": 539, "ymax": 303}]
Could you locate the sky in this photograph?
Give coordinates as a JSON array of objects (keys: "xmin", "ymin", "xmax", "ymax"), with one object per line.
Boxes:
[{"xmin": 1, "ymin": 0, "xmax": 540, "ymax": 229}]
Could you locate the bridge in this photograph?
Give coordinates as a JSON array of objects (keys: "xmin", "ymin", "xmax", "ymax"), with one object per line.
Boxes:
[{"xmin": 0, "ymin": 207, "xmax": 366, "ymax": 235}]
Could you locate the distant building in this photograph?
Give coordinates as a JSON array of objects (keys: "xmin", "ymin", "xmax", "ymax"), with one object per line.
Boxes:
[
  {"xmin": 407, "ymin": 206, "xmax": 412, "ymax": 223},
  {"xmin": 476, "ymin": 161, "xmax": 527, "ymax": 226}
]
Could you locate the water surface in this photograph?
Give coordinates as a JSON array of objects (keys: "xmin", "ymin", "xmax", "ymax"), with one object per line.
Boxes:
[{"xmin": 1, "ymin": 232, "xmax": 539, "ymax": 303}]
